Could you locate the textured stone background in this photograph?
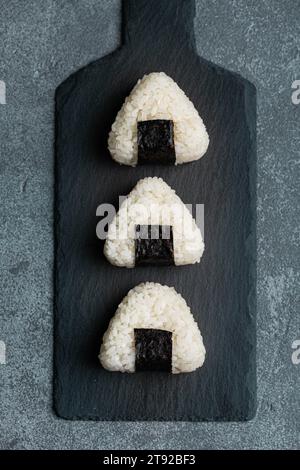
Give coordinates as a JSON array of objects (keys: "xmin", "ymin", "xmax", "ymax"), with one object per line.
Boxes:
[{"xmin": 0, "ymin": 0, "xmax": 299, "ymax": 450}]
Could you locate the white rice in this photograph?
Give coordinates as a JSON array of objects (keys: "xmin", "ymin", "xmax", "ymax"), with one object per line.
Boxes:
[
  {"xmin": 99, "ymin": 282, "xmax": 206, "ymax": 374},
  {"xmin": 103, "ymin": 177, "xmax": 204, "ymax": 267},
  {"xmin": 108, "ymin": 72, "xmax": 209, "ymax": 166}
]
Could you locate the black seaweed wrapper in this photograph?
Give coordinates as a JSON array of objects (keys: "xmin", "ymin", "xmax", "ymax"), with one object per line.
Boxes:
[
  {"xmin": 137, "ymin": 120, "xmax": 176, "ymax": 165},
  {"xmin": 134, "ymin": 328, "xmax": 172, "ymax": 372},
  {"xmin": 135, "ymin": 225, "xmax": 175, "ymax": 266}
]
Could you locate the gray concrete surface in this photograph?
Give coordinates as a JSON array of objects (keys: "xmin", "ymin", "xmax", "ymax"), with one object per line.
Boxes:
[{"xmin": 0, "ymin": 0, "xmax": 299, "ymax": 450}]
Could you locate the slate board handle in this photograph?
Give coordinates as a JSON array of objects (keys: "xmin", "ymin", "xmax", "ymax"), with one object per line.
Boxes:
[{"xmin": 122, "ymin": 0, "xmax": 196, "ymax": 48}]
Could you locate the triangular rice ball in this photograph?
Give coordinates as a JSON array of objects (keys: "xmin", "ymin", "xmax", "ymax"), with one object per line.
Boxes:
[
  {"xmin": 108, "ymin": 72, "xmax": 209, "ymax": 166},
  {"xmin": 99, "ymin": 282, "xmax": 206, "ymax": 374},
  {"xmin": 104, "ymin": 177, "xmax": 204, "ymax": 267}
]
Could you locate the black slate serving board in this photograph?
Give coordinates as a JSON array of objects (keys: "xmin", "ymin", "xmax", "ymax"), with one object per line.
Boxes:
[{"xmin": 54, "ymin": 0, "xmax": 256, "ymax": 421}]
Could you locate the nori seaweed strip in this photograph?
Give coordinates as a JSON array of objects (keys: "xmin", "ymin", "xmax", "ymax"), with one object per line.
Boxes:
[
  {"xmin": 135, "ymin": 225, "xmax": 174, "ymax": 266},
  {"xmin": 137, "ymin": 120, "xmax": 176, "ymax": 164},
  {"xmin": 134, "ymin": 329, "xmax": 172, "ymax": 372}
]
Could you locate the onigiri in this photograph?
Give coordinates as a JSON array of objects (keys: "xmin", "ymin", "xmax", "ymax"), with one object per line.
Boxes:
[
  {"xmin": 103, "ymin": 177, "xmax": 204, "ymax": 267},
  {"xmin": 99, "ymin": 282, "xmax": 206, "ymax": 374},
  {"xmin": 108, "ymin": 72, "xmax": 209, "ymax": 166}
]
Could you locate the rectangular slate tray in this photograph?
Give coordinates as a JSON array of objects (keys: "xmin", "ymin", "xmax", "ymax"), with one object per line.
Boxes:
[{"xmin": 54, "ymin": 0, "xmax": 256, "ymax": 421}]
